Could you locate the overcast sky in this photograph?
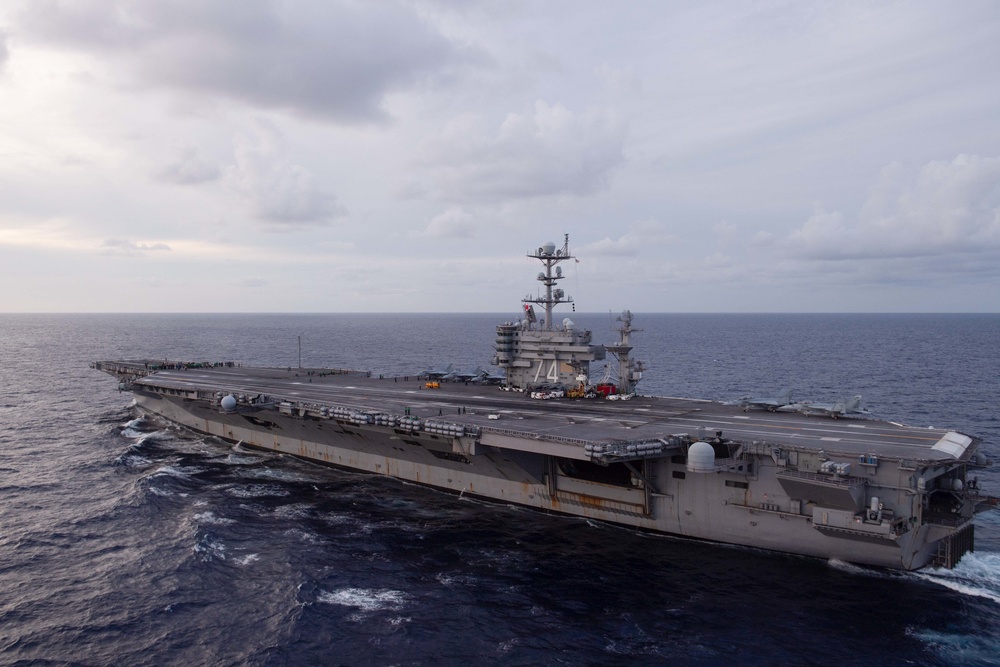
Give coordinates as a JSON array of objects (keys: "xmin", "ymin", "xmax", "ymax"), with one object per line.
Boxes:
[{"xmin": 2, "ymin": 1, "xmax": 998, "ymax": 313}]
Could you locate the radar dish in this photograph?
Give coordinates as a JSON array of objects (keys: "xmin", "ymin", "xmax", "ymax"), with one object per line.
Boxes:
[{"xmin": 686, "ymin": 441, "xmax": 716, "ymax": 473}]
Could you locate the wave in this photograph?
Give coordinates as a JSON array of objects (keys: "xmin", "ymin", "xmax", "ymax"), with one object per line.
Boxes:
[
  {"xmin": 233, "ymin": 553, "xmax": 259, "ymax": 566},
  {"xmin": 121, "ymin": 428, "xmax": 175, "ymax": 447},
  {"xmin": 316, "ymin": 587, "xmax": 408, "ymax": 613},
  {"xmin": 193, "ymin": 511, "xmax": 236, "ymax": 526},
  {"xmin": 147, "ymin": 465, "xmax": 194, "ymax": 480},
  {"xmin": 914, "ymin": 551, "xmax": 1000, "ymax": 605},
  {"xmin": 222, "ymin": 453, "xmax": 265, "ymax": 466},
  {"xmin": 242, "ymin": 467, "xmax": 315, "ymax": 483},
  {"xmin": 225, "ymin": 484, "xmax": 290, "ymax": 499},
  {"xmin": 193, "ymin": 534, "xmax": 227, "ymax": 562},
  {"xmin": 113, "ymin": 452, "xmax": 153, "ymax": 468},
  {"xmin": 908, "ymin": 627, "xmax": 1000, "ymax": 667},
  {"xmin": 825, "ymin": 558, "xmax": 899, "ymax": 579}
]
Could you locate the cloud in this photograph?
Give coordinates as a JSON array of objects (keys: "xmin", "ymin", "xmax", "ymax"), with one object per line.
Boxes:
[
  {"xmin": 784, "ymin": 154, "xmax": 1000, "ymax": 261},
  {"xmin": 156, "ymin": 147, "xmax": 221, "ymax": 185},
  {"xmin": 0, "ymin": 31, "xmax": 8, "ymax": 73},
  {"xmin": 417, "ymin": 100, "xmax": 627, "ymax": 202},
  {"xmin": 100, "ymin": 238, "xmax": 171, "ymax": 256},
  {"xmin": 594, "ymin": 63, "xmax": 641, "ymax": 96},
  {"xmin": 581, "ymin": 219, "xmax": 676, "ymax": 258},
  {"xmin": 225, "ymin": 121, "xmax": 344, "ymax": 227},
  {"xmin": 424, "ymin": 207, "xmax": 476, "ymax": 238},
  {"xmin": 231, "ymin": 277, "xmax": 267, "ymax": 288},
  {"xmin": 15, "ymin": 0, "xmax": 466, "ymax": 123},
  {"xmin": 712, "ymin": 221, "xmax": 738, "ymax": 242},
  {"xmin": 583, "ymin": 235, "xmax": 641, "ymax": 258}
]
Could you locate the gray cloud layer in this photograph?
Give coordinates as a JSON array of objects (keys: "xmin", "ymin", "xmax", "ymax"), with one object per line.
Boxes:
[
  {"xmin": 785, "ymin": 155, "xmax": 1000, "ymax": 261},
  {"xmin": 225, "ymin": 121, "xmax": 344, "ymax": 226},
  {"xmin": 416, "ymin": 101, "xmax": 628, "ymax": 203},
  {"xmin": 18, "ymin": 0, "xmax": 467, "ymax": 123}
]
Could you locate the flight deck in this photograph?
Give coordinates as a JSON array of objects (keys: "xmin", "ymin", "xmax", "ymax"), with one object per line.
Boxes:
[{"xmin": 118, "ymin": 363, "xmax": 974, "ymax": 465}]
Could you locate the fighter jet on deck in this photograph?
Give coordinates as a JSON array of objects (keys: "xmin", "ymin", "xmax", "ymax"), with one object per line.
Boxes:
[
  {"xmin": 736, "ymin": 387, "xmax": 794, "ymax": 412},
  {"xmin": 781, "ymin": 394, "xmax": 872, "ymax": 418},
  {"xmin": 418, "ymin": 363, "xmax": 453, "ymax": 380},
  {"xmin": 442, "ymin": 366, "xmax": 487, "ymax": 382}
]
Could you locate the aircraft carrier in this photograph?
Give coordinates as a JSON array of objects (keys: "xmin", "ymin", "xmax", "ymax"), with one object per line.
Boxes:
[{"xmin": 94, "ymin": 236, "xmax": 997, "ymax": 570}]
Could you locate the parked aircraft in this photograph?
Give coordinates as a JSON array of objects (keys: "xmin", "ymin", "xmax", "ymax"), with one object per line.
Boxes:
[
  {"xmin": 736, "ymin": 387, "xmax": 794, "ymax": 412},
  {"xmin": 418, "ymin": 363, "xmax": 453, "ymax": 380},
  {"xmin": 782, "ymin": 394, "xmax": 871, "ymax": 418},
  {"xmin": 481, "ymin": 369, "xmax": 506, "ymax": 384},
  {"xmin": 442, "ymin": 366, "xmax": 487, "ymax": 382}
]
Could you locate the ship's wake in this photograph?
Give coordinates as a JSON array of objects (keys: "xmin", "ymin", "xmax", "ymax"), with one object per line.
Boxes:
[{"xmin": 913, "ymin": 551, "xmax": 1000, "ymax": 605}]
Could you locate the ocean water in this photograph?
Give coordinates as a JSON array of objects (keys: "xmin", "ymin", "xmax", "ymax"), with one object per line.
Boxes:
[{"xmin": 1, "ymin": 312, "xmax": 999, "ymax": 666}]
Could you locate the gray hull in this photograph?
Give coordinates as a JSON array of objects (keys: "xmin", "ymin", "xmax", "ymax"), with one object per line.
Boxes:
[{"xmin": 124, "ymin": 379, "xmax": 986, "ymax": 571}]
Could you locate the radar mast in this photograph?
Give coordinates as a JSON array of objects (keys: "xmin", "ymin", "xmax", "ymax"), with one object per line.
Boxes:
[{"xmin": 523, "ymin": 234, "xmax": 574, "ymax": 331}]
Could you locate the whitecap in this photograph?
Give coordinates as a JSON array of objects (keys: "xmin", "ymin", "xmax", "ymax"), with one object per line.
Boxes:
[
  {"xmin": 193, "ymin": 535, "xmax": 227, "ymax": 562},
  {"xmin": 435, "ymin": 572, "xmax": 477, "ymax": 587},
  {"xmin": 282, "ymin": 528, "xmax": 321, "ymax": 544},
  {"xmin": 498, "ymin": 638, "xmax": 519, "ymax": 655},
  {"xmin": 225, "ymin": 484, "xmax": 290, "ymax": 498},
  {"xmin": 234, "ymin": 553, "xmax": 260, "ymax": 566},
  {"xmin": 223, "ymin": 453, "xmax": 264, "ymax": 466},
  {"xmin": 908, "ymin": 627, "xmax": 1000, "ymax": 666},
  {"xmin": 316, "ymin": 588, "xmax": 408, "ymax": 612},
  {"xmin": 147, "ymin": 465, "xmax": 191, "ymax": 480},
  {"xmin": 914, "ymin": 551, "xmax": 1000, "ymax": 604},
  {"xmin": 244, "ymin": 467, "xmax": 313, "ymax": 483},
  {"xmin": 193, "ymin": 511, "xmax": 236, "ymax": 526},
  {"xmin": 114, "ymin": 452, "xmax": 152, "ymax": 467}
]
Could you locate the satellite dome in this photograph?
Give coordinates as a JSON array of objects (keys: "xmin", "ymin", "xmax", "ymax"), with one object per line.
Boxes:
[
  {"xmin": 541, "ymin": 241, "xmax": 556, "ymax": 256},
  {"xmin": 563, "ymin": 318, "xmax": 575, "ymax": 330},
  {"xmin": 686, "ymin": 441, "xmax": 716, "ymax": 472},
  {"xmin": 221, "ymin": 395, "xmax": 237, "ymax": 412}
]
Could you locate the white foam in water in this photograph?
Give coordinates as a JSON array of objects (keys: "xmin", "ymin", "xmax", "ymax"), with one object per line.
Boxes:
[
  {"xmin": 193, "ymin": 511, "xmax": 236, "ymax": 526},
  {"xmin": 225, "ymin": 484, "xmax": 290, "ymax": 498},
  {"xmin": 193, "ymin": 535, "xmax": 227, "ymax": 562},
  {"xmin": 908, "ymin": 627, "xmax": 1000, "ymax": 665},
  {"xmin": 224, "ymin": 453, "xmax": 263, "ymax": 466},
  {"xmin": 826, "ymin": 558, "xmax": 888, "ymax": 578},
  {"xmin": 148, "ymin": 465, "xmax": 191, "ymax": 479},
  {"xmin": 316, "ymin": 588, "xmax": 408, "ymax": 612},
  {"xmin": 233, "ymin": 553, "xmax": 259, "ymax": 566},
  {"xmin": 273, "ymin": 503, "xmax": 312, "ymax": 519},
  {"xmin": 245, "ymin": 468, "xmax": 312, "ymax": 482},
  {"xmin": 115, "ymin": 453, "xmax": 152, "ymax": 467},
  {"xmin": 914, "ymin": 551, "xmax": 1000, "ymax": 604}
]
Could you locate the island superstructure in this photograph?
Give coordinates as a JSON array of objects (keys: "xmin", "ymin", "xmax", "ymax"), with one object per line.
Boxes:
[{"xmin": 94, "ymin": 236, "xmax": 996, "ymax": 570}]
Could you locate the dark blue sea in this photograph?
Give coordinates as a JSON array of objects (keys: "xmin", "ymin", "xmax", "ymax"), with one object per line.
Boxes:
[{"xmin": 1, "ymin": 313, "xmax": 999, "ymax": 666}]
